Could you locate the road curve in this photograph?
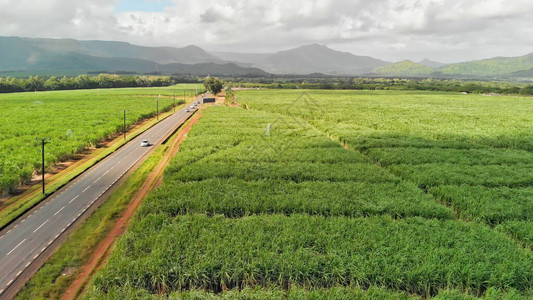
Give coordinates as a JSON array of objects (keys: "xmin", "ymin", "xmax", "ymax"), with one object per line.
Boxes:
[{"xmin": 0, "ymin": 99, "xmax": 201, "ymax": 298}]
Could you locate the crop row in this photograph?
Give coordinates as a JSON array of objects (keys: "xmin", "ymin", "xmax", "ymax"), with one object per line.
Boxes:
[
  {"xmin": 140, "ymin": 178, "xmax": 452, "ymax": 219},
  {"xmin": 92, "ymin": 214, "xmax": 533, "ymax": 296},
  {"xmin": 85, "ymin": 285, "xmax": 526, "ymax": 300}
]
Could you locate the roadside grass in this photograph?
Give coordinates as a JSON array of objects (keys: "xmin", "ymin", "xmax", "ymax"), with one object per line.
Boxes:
[{"xmin": 14, "ymin": 114, "xmax": 188, "ymax": 300}]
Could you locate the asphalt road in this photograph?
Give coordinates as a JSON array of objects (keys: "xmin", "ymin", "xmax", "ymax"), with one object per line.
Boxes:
[{"xmin": 0, "ymin": 99, "xmax": 201, "ymax": 298}]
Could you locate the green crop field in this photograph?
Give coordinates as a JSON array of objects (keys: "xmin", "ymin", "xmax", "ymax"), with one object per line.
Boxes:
[
  {"xmin": 85, "ymin": 89, "xmax": 533, "ymax": 299},
  {"xmin": 0, "ymin": 84, "xmax": 203, "ymax": 194}
]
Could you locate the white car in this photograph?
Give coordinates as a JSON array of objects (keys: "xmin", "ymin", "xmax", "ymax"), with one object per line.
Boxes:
[
  {"xmin": 185, "ymin": 108, "xmax": 190, "ymax": 112},
  {"xmin": 140, "ymin": 139, "xmax": 149, "ymax": 147}
]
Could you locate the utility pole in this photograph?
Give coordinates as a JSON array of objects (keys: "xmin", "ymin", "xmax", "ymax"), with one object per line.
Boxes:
[{"xmin": 37, "ymin": 138, "xmax": 50, "ymax": 194}]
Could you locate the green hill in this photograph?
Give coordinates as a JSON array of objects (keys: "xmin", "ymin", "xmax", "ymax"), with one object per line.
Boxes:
[
  {"xmin": 0, "ymin": 37, "xmax": 268, "ymax": 76},
  {"xmin": 373, "ymin": 60, "xmax": 435, "ymax": 76},
  {"xmin": 441, "ymin": 53, "xmax": 533, "ymax": 77},
  {"xmin": 253, "ymin": 44, "xmax": 390, "ymax": 75}
]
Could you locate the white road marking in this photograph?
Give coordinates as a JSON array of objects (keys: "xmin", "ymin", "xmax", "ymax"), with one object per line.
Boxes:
[
  {"xmin": 93, "ymin": 176, "xmax": 102, "ymax": 184},
  {"xmin": 53, "ymin": 206, "xmax": 65, "ymax": 216},
  {"xmin": 69, "ymin": 195, "xmax": 80, "ymax": 204},
  {"xmin": 25, "ymin": 262, "xmax": 31, "ymax": 268},
  {"xmin": 7, "ymin": 280, "xmax": 13, "ymax": 286},
  {"xmin": 0, "ymin": 289, "xmax": 4, "ymax": 294},
  {"xmin": 33, "ymin": 220, "xmax": 48, "ymax": 233},
  {"xmin": 7, "ymin": 239, "xmax": 26, "ymax": 256},
  {"xmin": 82, "ymin": 186, "xmax": 90, "ymax": 193},
  {"xmin": 41, "ymin": 247, "xmax": 46, "ymax": 252},
  {"xmin": 33, "ymin": 254, "xmax": 39, "ymax": 259},
  {"xmin": 16, "ymin": 271, "xmax": 22, "ymax": 277}
]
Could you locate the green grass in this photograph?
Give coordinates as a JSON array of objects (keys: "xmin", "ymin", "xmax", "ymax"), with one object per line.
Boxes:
[{"xmin": 0, "ymin": 84, "xmax": 203, "ymax": 193}]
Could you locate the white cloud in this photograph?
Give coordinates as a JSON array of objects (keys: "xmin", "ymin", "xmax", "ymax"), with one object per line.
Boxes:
[{"xmin": 1, "ymin": 0, "xmax": 533, "ymax": 62}]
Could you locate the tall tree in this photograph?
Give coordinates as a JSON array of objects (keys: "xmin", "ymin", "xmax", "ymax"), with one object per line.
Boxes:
[{"xmin": 203, "ymin": 76, "xmax": 223, "ymax": 95}]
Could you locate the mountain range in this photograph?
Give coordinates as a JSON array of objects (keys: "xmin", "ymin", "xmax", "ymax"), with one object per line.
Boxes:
[{"xmin": 1, "ymin": 36, "xmax": 533, "ymax": 79}]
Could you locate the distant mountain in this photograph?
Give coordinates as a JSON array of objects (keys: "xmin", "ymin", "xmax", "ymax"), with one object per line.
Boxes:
[
  {"xmin": 4, "ymin": 35, "xmax": 533, "ymax": 78},
  {"xmin": 441, "ymin": 53, "xmax": 533, "ymax": 77},
  {"xmin": 29, "ymin": 52, "xmax": 269, "ymax": 76},
  {"xmin": 0, "ymin": 36, "xmax": 266, "ymax": 76},
  {"xmin": 211, "ymin": 51, "xmax": 272, "ymax": 67},
  {"xmin": 8, "ymin": 36, "xmax": 221, "ymax": 64},
  {"xmin": 373, "ymin": 60, "xmax": 435, "ymax": 76},
  {"xmin": 418, "ymin": 59, "xmax": 445, "ymax": 68},
  {"xmin": 252, "ymin": 44, "xmax": 390, "ymax": 75},
  {"xmin": 510, "ymin": 68, "xmax": 533, "ymax": 77}
]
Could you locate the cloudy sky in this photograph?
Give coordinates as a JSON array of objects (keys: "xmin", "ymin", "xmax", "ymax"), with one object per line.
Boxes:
[{"xmin": 1, "ymin": 0, "xmax": 533, "ymax": 63}]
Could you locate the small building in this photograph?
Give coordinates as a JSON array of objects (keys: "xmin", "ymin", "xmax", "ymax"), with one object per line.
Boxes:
[{"xmin": 203, "ymin": 97, "xmax": 216, "ymax": 104}]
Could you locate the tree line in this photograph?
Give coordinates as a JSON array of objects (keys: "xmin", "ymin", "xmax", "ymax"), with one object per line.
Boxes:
[
  {"xmin": 0, "ymin": 74, "xmax": 177, "ymax": 93},
  {"xmin": 233, "ymin": 77, "xmax": 533, "ymax": 95}
]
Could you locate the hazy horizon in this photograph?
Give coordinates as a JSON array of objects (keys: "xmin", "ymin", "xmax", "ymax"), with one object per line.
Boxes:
[{"xmin": 1, "ymin": 0, "xmax": 533, "ymax": 64}]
